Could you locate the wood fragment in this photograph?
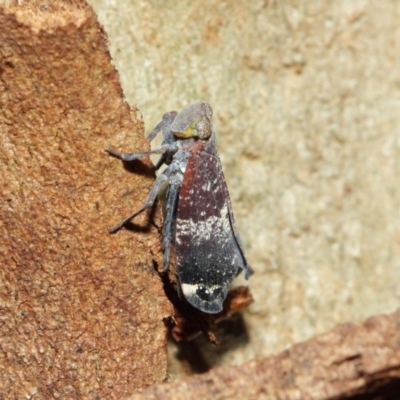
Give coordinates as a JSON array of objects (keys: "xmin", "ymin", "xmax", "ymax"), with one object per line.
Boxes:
[{"xmin": 128, "ymin": 309, "xmax": 400, "ymax": 400}]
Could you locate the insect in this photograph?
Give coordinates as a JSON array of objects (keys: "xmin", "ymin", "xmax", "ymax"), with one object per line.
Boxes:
[{"xmin": 107, "ymin": 102, "xmax": 253, "ymax": 313}]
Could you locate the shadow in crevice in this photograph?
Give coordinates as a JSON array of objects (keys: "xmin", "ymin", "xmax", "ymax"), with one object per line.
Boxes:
[
  {"xmin": 172, "ymin": 312, "xmax": 251, "ymax": 375},
  {"xmin": 120, "ymin": 158, "xmax": 156, "ymax": 177},
  {"xmin": 106, "ymin": 147, "xmax": 157, "ymax": 178},
  {"xmin": 348, "ymin": 377, "xmax": 400, "ymax": 400}
]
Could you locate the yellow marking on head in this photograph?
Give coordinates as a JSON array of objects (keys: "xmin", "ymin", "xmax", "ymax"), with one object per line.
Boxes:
[
  {"xmin": 174, "ymin": 116, "xmax": 211, "ymax": 140},
  {"xmin": 174, "ymin": 118, "xmax": 201, "ymax": 139}
]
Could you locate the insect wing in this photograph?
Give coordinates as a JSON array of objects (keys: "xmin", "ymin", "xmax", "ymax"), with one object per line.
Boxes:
[{"xmin": 175, "ymin": 151, "xmax": 244, "ymax": 313}]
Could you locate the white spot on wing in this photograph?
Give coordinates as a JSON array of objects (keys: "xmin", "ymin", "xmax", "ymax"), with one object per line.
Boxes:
[
  {"xmin": 181, "ymin": 283, "xmax": 199, "ymax": 297},
  {"xmin": 177, "ymin": 205, "xmax": 230, "ymax": 242},
  {"xmin": 181, "ymin": 283, "xmax": 223, "ymax": 298}
]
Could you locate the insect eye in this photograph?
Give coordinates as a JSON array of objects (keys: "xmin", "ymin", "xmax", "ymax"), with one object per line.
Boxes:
[{"xmin": 195, "ymin": 117, "xmax": 212, "ymax": 139}]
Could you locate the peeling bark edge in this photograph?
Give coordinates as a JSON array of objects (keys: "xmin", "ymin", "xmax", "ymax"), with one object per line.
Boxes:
[{"xmin": 128, "ymin": 309, "xmax": 400, "ymax": 400}]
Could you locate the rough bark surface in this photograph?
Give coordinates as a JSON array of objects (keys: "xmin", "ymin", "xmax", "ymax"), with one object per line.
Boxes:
[
  {"xmin": 129, "ymin": 309, "xmax": 400, "ymax": 400},
  {"xmin": 0, "ymin": 2, "xmax": 171, "ymax": 399}
]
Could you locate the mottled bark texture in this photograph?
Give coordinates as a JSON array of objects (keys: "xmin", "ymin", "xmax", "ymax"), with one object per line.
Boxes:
[
  {"xmin": 129, "ymin": 309, "xmax": 400, "ymax": 400},
  {"xmin": 0, "ymin": 2, "xmax": 171, "ymax": 399}
]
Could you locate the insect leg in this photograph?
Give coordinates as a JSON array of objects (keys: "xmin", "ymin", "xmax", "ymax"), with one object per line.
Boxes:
[
  {"xmin": 162, "ymin": 182, "xmax": 180, "ymax": 271},
  {"xmin": 147, "ymin": 111, "xmax": 177, "ymax": 142},
  {"xmin": 226, "ymin": 203, "xmax": 254, "ymax": 279},
  {"xmin": 109, "ymin": 162, "xmax": 181, "ymax": 233},
  {"xmin": 153, "ymin": 155, "xmax": 168, "ymax": 171},
  {"xmin": 106, "ymin": 145, "xmax": 170, "ymax": 162},
  {"xmin": 109, "ymin": 173, "xmax": 169, "ymax": 233},
  {"xmin": 146, "ymin": 119, "xmax": 163, "ymax": 142}
]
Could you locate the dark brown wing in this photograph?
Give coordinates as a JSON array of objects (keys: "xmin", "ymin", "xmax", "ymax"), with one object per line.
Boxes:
[{"xmin": 175, "ymin": 149, "xmax": 246, "ymax": 313}]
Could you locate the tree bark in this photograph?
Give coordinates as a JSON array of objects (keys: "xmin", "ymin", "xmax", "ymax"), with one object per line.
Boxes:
[{"xmin": 0, "ymin": 2, "xmax": 171, "ymax": 399}]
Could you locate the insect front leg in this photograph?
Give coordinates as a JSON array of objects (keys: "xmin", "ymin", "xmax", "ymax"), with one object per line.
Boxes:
[
  {"xmin": 147, "ymin": 111, "xmax": 177, "ymax": 142},
  {"xmin": 106, "ymin": 145, "xmax": 171, "ymax": 162},
  {"xmin": 107, "ymin": 112, "xmax": 179, "ymax": 170},
  {"xmin": 146, "ymin": 119, "xmax": 163, "ymax": 142}
]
